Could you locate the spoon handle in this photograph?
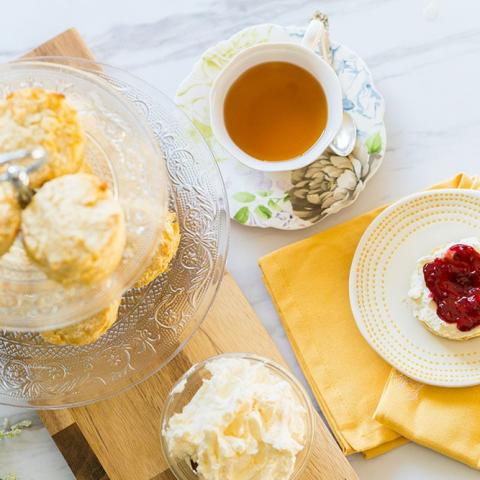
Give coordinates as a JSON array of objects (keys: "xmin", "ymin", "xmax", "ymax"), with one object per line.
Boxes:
[
  {"xmin": 312, "ymin": 11, "xmax": 333, "ymax": 66},
  {"xmin": 0, "ymin": 147, "xmax": 47, "ymax": 207}
]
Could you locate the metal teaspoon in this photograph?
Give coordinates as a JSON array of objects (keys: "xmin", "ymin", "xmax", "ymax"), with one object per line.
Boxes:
[{"xmin": 314, "ymin": 12, "xmax": 357, "ymax": 157}]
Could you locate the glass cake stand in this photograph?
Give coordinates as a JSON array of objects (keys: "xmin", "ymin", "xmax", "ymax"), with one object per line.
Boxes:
[{"xmin": 0, "ymin": 58, "xmax": 229, "ymax": 408}]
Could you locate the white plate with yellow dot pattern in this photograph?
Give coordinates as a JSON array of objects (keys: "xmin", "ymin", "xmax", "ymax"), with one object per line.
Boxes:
[{"xmin": 350, "ymin": 189, "xmax": 480, "ymax": 387}]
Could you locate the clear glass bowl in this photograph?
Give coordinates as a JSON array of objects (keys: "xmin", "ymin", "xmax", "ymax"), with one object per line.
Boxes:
[
  {"xmin": 0, "ymin": 58, "xmax": 229, "ymax": 408},
  {"xmin": 0, "ymin": 58, "xmax": 169, "ymax": 331},
  {"xmin": 160, "ymin": 353, "xmax": 315, "ymax": 480}
]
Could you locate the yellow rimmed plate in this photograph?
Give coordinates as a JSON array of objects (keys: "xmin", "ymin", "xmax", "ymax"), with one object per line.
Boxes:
[{"xmin": 350, "ymin": 189, "xmax": 480, "ymax": 387}]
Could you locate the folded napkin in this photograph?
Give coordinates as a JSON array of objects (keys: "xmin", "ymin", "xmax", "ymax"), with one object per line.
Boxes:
[
  {"xmin": 259, "ymin": 173, "xmax": 480, "ymax": 460},
  {"xmin": 374, "ymin": 369, "xmax": 480, "ymax": 468}
]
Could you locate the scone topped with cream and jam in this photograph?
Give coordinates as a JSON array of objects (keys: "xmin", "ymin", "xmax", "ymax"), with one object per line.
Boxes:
[
  {"xmin": 0, "ymin": 88, "xmax": 85, "ymax": 188},
  {"xmin": 409, "ymin": 237, "xmax": 480, "ymax": 340},
  {"xmin": 22, "ymin": 173, "xmax": 126, "ymax": 285}
]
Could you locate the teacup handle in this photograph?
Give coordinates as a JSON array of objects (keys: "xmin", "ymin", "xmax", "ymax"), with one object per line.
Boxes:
[{"xmin": 301, "ymin": 13, "xmax": 332, "ymax": 65}]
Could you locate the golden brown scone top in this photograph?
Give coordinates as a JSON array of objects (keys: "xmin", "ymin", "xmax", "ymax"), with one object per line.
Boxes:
[
  {"xmin": 41, "ymin": 299, "xmax": 121, "ymax": 346},
  {"xmin": 0, "ymin": 183, "xmax": 21, "ymax": 257},
  {"xmin": 22, "ymin": 173, "xmax": 126, "ymax": 285},
  {"xmin": 135, "ymin": 212, "xmax": 180, "ymax": 288},
  {"xmin": 0, "ymin": 88, "xmax": 85, "ymax": 188}
]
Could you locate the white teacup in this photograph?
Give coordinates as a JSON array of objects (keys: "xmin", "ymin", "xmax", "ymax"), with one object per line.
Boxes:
[{"xmin": 210, "ymin": 19, "xmax": 343, "ymax": 172}]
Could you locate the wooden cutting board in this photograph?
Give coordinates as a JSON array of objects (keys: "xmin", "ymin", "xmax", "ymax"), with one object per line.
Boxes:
[{"xmin": 30, "ymin": 29, "xmax": 358, "ymax": 480}]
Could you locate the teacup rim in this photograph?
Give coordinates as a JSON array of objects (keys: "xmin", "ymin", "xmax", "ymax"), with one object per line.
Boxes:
[{"xmin": 209, "ymin": 41, "xmax": 343, "ymax": 173}]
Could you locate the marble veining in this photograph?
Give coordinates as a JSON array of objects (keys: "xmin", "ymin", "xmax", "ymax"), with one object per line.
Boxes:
[{"xmin": 1, "ymin": 0, "xmax": 480, "ymax": 479}]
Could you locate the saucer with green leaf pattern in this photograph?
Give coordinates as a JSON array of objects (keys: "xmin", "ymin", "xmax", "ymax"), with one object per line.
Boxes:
[{"xmin": 176, "ymin": 24, "xmax": 385, "ymax": 229}]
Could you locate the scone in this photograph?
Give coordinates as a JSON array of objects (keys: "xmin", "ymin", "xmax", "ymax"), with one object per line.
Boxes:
[
  {"xmin": 0, "ymin": 183, "xmax": 21, "ymax": 256},
  {"xmin": 41, "ymin": 299, "xmax": 121, "ymax": 346},
  {"xmin": 408, "ymin": 237, "xmax": 480, "ymax": 340},
  {"xmin": 135, "ymin": 212, "xmax": 180, "ymax": 288},
  {"xmin": 0, "ymin": 88, "xmax": 85, "ymax": 188},
  {"xmin": 22, "ymin": 173, "xmax": 126, "ymax": 285}
]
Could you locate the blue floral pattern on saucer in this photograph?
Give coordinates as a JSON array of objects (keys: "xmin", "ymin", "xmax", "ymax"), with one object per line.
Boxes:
[{"xmin": 176, "ymin": 24, "xmax": 385, "ymax": 229}]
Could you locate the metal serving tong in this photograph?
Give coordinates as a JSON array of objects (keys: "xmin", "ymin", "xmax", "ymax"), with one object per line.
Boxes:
[{"xmin": 0, "ymin": 147, "xmax": 47, "ymax": 207}]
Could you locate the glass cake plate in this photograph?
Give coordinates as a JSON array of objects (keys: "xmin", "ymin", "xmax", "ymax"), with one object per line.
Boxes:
[
  {"xmin": 0, "ymin": 58, "xmax": 229, "ymax": 408},
  {"xmin": 0, "ymin": 59, "xmax": 169, "ymax": 331}
]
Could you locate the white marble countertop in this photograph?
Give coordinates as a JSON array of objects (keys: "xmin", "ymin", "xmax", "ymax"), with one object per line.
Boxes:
[{"xmin": 1, "ymin": 0, "xmax": 480, "ymax": 478}]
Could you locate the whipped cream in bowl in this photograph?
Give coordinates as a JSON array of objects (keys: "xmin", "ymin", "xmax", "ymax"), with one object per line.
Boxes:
[{"xmin": 160, "ymin": 353, "xmax": 315, "ymax": 480}]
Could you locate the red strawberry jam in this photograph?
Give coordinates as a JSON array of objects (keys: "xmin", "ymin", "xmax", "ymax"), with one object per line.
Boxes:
[{"xmin": 423, "ymin": 244, "xmax": 480, "ymax": 331}]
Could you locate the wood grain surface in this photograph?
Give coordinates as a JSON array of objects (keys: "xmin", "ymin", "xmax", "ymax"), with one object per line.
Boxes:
[{"xmin": 32, "ymin": 29, "xmax": 358, "ymax": 480}]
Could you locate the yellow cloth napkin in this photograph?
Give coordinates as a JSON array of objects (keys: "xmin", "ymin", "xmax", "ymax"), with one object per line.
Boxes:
[
  {"xmin": 259, "ymin": 173, "xmax": 479, "ymax": 458},
  {"xmin": 374, "ymin": 367, "xmax": 480, "ymax": 468}
]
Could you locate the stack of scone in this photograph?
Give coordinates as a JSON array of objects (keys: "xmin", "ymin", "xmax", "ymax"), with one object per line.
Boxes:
[{"xmin": 0, "ymin": 88, "xmax": 180, "ymax": 345}]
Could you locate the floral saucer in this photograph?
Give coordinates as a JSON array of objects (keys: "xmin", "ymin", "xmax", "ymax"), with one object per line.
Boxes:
[{"xmin": 176, "ymin": 24, "xmax": 386, "ymax": 229}]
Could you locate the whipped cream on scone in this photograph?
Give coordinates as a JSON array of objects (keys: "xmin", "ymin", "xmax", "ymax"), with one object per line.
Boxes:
[{"xmin": 409, "ymin": 237, "xmax": 480, "ymax": 340}]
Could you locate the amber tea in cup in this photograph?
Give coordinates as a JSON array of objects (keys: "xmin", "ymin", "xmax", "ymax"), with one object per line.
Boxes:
[
  {"xmin": 209, "ymin": 28, "xmax": 343, "ymax": 173},
  {"xmin": 223, "ymin": 61, "xmax": 328, "ymax": 162}
]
